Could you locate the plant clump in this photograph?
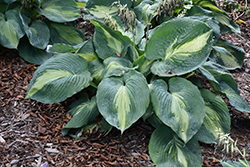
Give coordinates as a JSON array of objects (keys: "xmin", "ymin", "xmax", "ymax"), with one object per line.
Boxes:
[{"xmin": 1, "ymin": 0, "xmax": 249, "ymax": 166}]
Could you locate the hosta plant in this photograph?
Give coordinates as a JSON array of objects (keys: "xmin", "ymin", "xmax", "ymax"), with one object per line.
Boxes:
[
  {"xmin": 0, "ymin": 0, "xmax": 83, "ymax": 64},
  {"xmin": 25, "ymin": 0, "xmax": 250, "ymax": 166}
]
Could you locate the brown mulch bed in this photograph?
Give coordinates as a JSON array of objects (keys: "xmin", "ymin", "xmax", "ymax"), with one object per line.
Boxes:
[{"xmin": 1, "ymin": 8, "xmax": 250, "ymax": 167}]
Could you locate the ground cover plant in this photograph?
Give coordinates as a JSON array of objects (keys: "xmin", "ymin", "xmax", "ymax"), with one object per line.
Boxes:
[
  {"xmin": 0, "ymin": 0, "xmax": 83, "ymax": 64},
  {"xmin": 2, "ymin": 0, "xmax": 250, "ymax": 166}
]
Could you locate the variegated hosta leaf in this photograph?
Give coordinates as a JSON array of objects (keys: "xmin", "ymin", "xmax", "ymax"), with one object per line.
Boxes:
[
  {"xmin": 84, "ymin": 0, "xmax": 132, "ymax": 21},
  {"xmin": 19, "ymin": 11, "xmax": 50, "ymax": 50},
  {"xmin": 63, "ymin": 96, "xmax": 99, "ymax": 129},
  {"xmin": 186, "ymin": 5, "xmax": 221, "ymax": 41},
  {"xmin": 26, "ymin": 53, "xmax": 92, "ymax": 104},
  {"xmin": 213, "ymin": 11, "xmax": 240, "ymax": 34},
  {"xmin": 124, "ymin": 44, "xmax": 139, "ymax": 62},
  {"xmin": 91, "ymin": 20, "xmax": 131, "ymax": 60},
  {"xmin": 192, "ymin": 0, "xmax": 225, "ymax": 14},
  {"xmin": 88, "ymin": 58, "xmax": 104, "ymax": 85},
  {"xmin": 48, "ymin": 43, "xmax": 79, "ymax": 54},
  {"xmin": 133, "ymin": 55, "xmax": 154, "ymax": 77},
  {"xmin": 112, "ymin": 15, "xmax": 144, "ymax": 45},
  {"xmin": 96, "ymin": 70, "xmax": 150, "ymax": 133},
  {"xmin": 195, "ymin": 89, "xmax": 230, "ymax": 144},
  {"xmin": 133, "ymin": 0, "xmax": 159, "ymax": 26},
  {"xmin": 18, "ymin": 36, "xmax": 53, "ymax": 65},
  {"xmin": 37, "ymin": 0, "xmax": 80, "ymax": 23},
  {"xmin": 149, "ymin": 125, "xmax": 203, "ymax": 167},
  {"xmin": 210, "ymin": 38, "xmax": 245, "ymax": 70},
  {"xmin": 200, "ymin": 62, "xmax": 250, "ymax": 113},
  {"xmin": 47, "ymin": 22, "xmax": 85, "ymax": 46},
  {"xmin": 145, "ymin": 17, "xmax": 213, "ymax": 77},
  {"xmin": 76, "ymin": 1, "xmax": 87, "ymax": 9},
  {"xmin": 151, "ymin": 78, "xmax": 205, "ymax": 143},
  {"xmin": 211, "ymin": 46, "xmax": 242, "ymax": 70},
  {"xmin": 76, "ymin": 38, "xmax": 98, "ymax": 61},
  {"xmin": 0, "ymin": 10, "xmax": 24, "ymax": 49},
  {"xmin": 102, "ymin": 57, "xmax": 133, "ymax": 78}
]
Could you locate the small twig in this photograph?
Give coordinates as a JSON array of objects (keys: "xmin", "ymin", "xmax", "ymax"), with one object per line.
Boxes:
[{"xmin": 38, "ymin": 114, "xmax": 49, "ymax": 124}]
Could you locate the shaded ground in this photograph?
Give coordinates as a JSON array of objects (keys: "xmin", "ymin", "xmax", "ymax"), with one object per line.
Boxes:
[{"xmin": 0, "ymin": 9, "xmax": 250, "ymax": 167}]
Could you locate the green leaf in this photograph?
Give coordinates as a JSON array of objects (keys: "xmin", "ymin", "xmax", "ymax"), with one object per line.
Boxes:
[
  {"xmin": 47, "ymin": 22, "xmax": 85, "ymax": 46},
  {"xmin": 0, "ymin": 3, "xmax": 8, "ymax": 13},
  {"xmin": 63, "ymin": 96, "xmax": 99, "ymax": 129},
  {"xmin": 149, "ymin": 125, "xmax": 203, "ymax": 167},
  {"xmin": 84, "ymin": 0, "xmax": 132, "ymax": 21},
  {"xmin": 68, "ymin": 92, "xmax": 89, "ymax": 113},
  {"xmin": 97, "ymin": 70, "xmax": 150, "ymax": 133},
  {"xmin": 48, "ymin": 43, "xmax": 78, "ymax": 54},
  {"xmin": 124, "ymin": 44, "xmax": 139, "ymax": 63},
  {"xmin": 133, "ymin": 0, "xmax": 157, "ymax": 26},
  {"xmin": 213, "ymin": 11, "xmax": 240, "ymax": 34},
  {"xmin": 0, "ymin": 10, "xmax": 24, "ymax": 49},
  {"xmin": 133, "ymin": 55, "xmax": 154, "ymax": 77},
  {"xmin": 76, "ymin": 2, "xmax": 86, "ymax": 9},
  {"xmin": 211, "ymin": 46, "xmax": 241, "ymax": 70},
  {"xmin": 151, "ymin": 78, "xmax": 205, "ymax": 143},
  {"xmin": 112, "ymin": 15, "xmax": 144, "ymax": 45},
  {"xmin": 102, "ymin": 57, "xmax": 133, "ymax": 78},
  {"xmin": 145, "ymin": 17, "xmax": 213, "ymax": 77},
  {"xmin": 3, "ymin": 0, "xmax": 16, "ymax": 4},
  {"xmin": 37, "ymin": 0, "xmax": 81, "ymax": 23},
  {"xmin": 192, "ymin": 0, "xmax": 225, "ymax": 14},
  {"xmin": 195, "ymin": 89, "xmax": 230, "ymax": 144},
  {"xmin": 18, "ymin": 36, "xmax": 53, "ymax": 65},
  {"xmin": 200, "ymin": 62, "xmax": 250, "ymax": 113},
  {"xmin": 19, "ymin": 11, "xmax": 50, "ymax": 49},
  {"xmin": 220, "ymin": 160, "xmax": 250, "ymax": 167},
  {"xmin": 26, "ymin": 53, "xmax": 92, "ymax": 104},
  {"xmin": 76, "ymin": 38, "xmax": 98, "ymax": 61},
  {"xmin": 88, "ymin": 58, "xmax": 104, "ymax": 85},
  {"xmin": 147, "ymin": 113, "xmax": 163, "ymax": 129},
  {"xmin": 91, "ymin": 20, "xmax": 131, "ymax": 60},
  {"xmin": 210, "ymin": 38, "xmax": 245, "ymax": 70},
  {"xmin": 186, "ymin": 5, "xmax": 221, "ymax": 40}
]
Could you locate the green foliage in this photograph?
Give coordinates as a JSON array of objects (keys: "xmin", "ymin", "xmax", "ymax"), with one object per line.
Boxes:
[
  {"xmin": 24, "ymin": 0, "xmax": 250, "ymax": 166},
  {"xmin": 0, "ymin": 0, "xmax": 81, "ymax": 64}
]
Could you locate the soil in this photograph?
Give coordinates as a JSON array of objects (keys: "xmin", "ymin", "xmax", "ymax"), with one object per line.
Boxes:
[{"xmin": 0, "ymin": 8, "xmax": 250, "ymax": 167}]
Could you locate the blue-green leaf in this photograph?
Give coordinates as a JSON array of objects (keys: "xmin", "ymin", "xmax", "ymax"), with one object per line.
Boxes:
[
  {"xmin": 149, "ymin": 125, "xmax": 203, "ymax": 167},
  {"xmin": 195, "ymin": 89, "xmax": 230, "ymax": 143},
  {"xmin": 20, "ymin": 11, "xmax": 50, "ymax": 49},
  {"xmin": 76, "ymin": 38, "xmax": 98, "ymax": 61},
  {"xmin": 102, "ymin": 57, "xmax": 133, "ymax": 78},
  {"xmin": 18, "ymin": 36, "xmax": 53, "ymax": 65},
  {"xmin": 48, "ymin": 22, "xmax": 85, "ymax": 46},
  {"xmin": 37, "ymin": 0, "xmax": 81, "ymax": 23},
  {"xmin": 0, "ymin": 10, "xmax": 24, "ymax": 49},
  {"xmin": 200, "ymin": 62, "xmax": 250, "ymax": 113},
  {"xmin": 213, "ymin": 11, "xmax": 240, "ymax": 33},
  {"xmin": 210, "ymin": 38, "xmax": 245, "ymax": 70},
  {"xmin": 91, "ymin": 20, "xmax": 131, "ymax": 60},
  {"xmin": 112, "ymin": 15, "xmax": 144, "ymax": 45},
  {"xmin": 63, "ymin": 96, "xmax": 99, "ymax": 129},
  {"xmin": 97, "ymin": 70, "xmax": 150, "ymax": 133},
  {"xmin": 84, "ymin": 0, "xmax": 132, "ymax": 21},
  {"xmin": 145, "ymin": 17, "xmax": 213, "ymax": 77},
  {"xmin": 26, "ymin": 53, "xmax": 92, "ymax": 104},
  {"xmin": 151, "ymin": 78, "xmax": 205, "ymax": 143}
]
